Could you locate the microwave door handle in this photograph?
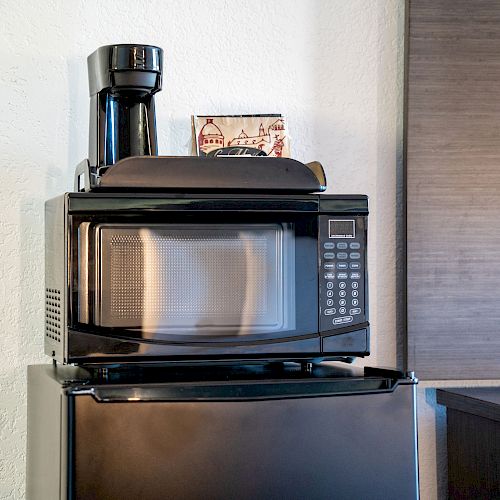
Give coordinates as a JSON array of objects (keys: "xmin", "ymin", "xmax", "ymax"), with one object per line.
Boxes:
[{"xmin": 77, "ymin": 222, "xmax": 92, "ymax": 325}]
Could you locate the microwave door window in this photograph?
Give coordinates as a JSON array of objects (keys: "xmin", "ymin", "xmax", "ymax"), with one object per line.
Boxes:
[{"xmin": 95, "ymin": 224, "xmax": 295, "ymax": 337}]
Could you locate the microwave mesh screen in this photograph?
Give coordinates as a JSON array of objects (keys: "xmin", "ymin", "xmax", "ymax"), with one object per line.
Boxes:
[
  {"xmin": 94, "ymin": 224, "xmax": 295, "ymax": 334},
  {"xmin": 109, "ymin": 236, "xmax": 269, "ymax": 315}
]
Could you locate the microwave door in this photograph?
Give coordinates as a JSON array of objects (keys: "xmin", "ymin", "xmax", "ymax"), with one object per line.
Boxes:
[{"xmin": 90, "ymin": 223, "xmax": 296, "ymax": 338}]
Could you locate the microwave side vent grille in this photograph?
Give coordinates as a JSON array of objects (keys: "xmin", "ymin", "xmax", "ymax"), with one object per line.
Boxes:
[{"xmin": 45, "ymin": 288, "xmax": 62, "ymax": 343}]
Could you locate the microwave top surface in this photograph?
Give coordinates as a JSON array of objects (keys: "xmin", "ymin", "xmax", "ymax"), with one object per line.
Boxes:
[{"xmin": 59, "ymin": 192, "xmax": 369, "ymax": 214}]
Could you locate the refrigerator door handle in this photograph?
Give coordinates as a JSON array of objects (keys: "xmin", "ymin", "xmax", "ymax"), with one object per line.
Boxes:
[{"xmin": 70, "ymin": 377, "xmax": 407, "ymax": 403}]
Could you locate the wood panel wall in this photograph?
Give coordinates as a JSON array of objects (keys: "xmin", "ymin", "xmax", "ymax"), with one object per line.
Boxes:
[{"xmin": 407, "ymin": 0, "xmax": 500, "ymax": 379}]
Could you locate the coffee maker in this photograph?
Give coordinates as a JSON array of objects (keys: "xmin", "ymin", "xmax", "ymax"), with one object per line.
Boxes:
[{"xmin": 88, "ymin": 44, "xmax": 162, "ymax": 167}]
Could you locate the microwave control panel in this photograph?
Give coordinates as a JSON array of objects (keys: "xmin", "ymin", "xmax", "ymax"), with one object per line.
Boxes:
[{"xmin": 318, "ymin": 215, "xmax": 367, "ymax": 332}]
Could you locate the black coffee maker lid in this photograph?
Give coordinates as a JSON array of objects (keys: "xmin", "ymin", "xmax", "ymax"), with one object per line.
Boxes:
[{"xmin": 87, "ymin": 44, "xmax": 163, "ymax": 96}]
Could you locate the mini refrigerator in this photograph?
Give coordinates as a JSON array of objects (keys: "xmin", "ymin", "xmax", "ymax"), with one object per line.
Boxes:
[{"xmin": 27, "ymin": 363, "xmax": 419, "ymax": 500}]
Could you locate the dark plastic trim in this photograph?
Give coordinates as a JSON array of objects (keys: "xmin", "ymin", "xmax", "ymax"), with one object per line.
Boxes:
[
  {"xmin": 84, "ymin": 378, "xmax": 397, "ymax": 402},
  {"xmin": 76, "ymin": 156, "xmax": 327, "ymax": 194},
  {"xmin": 66, "ymin": 192, "xmax": 368, "ymax": 214}
]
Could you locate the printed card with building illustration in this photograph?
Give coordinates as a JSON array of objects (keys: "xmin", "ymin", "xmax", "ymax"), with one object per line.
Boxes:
[{"xmin": 192, "ymin": 115, "xmax": 291, "ymax": 157}]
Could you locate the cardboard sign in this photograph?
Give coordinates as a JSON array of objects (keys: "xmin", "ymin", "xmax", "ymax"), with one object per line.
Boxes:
[{"xmin": 192, "ymin": 115, "xmax": 291, "ymax": 157}]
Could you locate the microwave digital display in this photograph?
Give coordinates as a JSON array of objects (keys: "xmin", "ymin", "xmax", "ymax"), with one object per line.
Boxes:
[{"xmin": 328, "ymin": 219, "xmax": 355, "ymax": 239}]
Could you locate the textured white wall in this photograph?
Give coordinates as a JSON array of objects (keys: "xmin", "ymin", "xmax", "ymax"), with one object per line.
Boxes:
[{"xmin": 0, "ymin": 1, "xmax": 417, "ymax": 498}]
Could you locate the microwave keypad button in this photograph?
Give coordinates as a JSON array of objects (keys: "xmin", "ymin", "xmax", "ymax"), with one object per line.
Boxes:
[
  {"xmin": 349, "ymin": 242, "xmax": 360, "ymax": 250},
  {"xmin": 339, "ymin": 290, "xmax": 347, "ymax": 297},
  {"xmin": 352, "ymin": 299, "xmax": 359, "ymax": 306},
  {"xmin": 339, "ymin": 299, "xmax": 346, "ymax": 306},
  {"xmin": 326, "ymin": 282, "xmax": 334, "ymax": 289},
  {"xmin": 350, "ymin": 308, "xmax": 362, "ymax": 315},
  {"xmin": 324, "ymin": 263, "xmax": 335, "ymax": 270},
  {"xmin": 326, "ymin": 290, "xmax": 334, "ymax": 298},
  {"xmin": 350, "ymin": 272, "xmax": 361, "ymax": 279},
  {"xmin": 336, "ymin": 252, "xmax": 348, "ymax": 259},
  {"xmin": 336, "ymin": 242, "xmax": 348, "ymax": 250},
  {"xmin": 324, "ymin": 308, "xmax": 336, "ymax": 316},
  {"xmin": 323, "ymin": 252, "xmax": 335, "ymax": 259},
  {"xmin": 349, "ymin": 262, "xmax": 361, "ymax": 270},
  {"xmin": 337, "ymin": 272, "xmax": 348, "ymax": 279},
  {"xmin": 324, "ymin": 242, "xmax": 335, "ymax": 250},
  {"xmin": 324, "ymin": 272, "xmax": 336, "ymax": 280},
  {"xmin": 326, "ymin": 299, "xmax": 334, "ymax": 306},
  {"xmin": 352, "ymin": 282, "xmax": 358, "ymax": 289},
  {"xmin": 349, "ymin": 252, "xmax": 361, "ymax": 259},
  {"xmin": 337, "ymin": 262, "xmax": 348, "ymax": 270},
  {"xmin": 339, "ymin": 307, "xmax": 346, "ymax": 314},
  {"xmin": 352, "ymin": 290, "xmax": 359, "ymax": 297},
  {"xmin": 339, "ymin": 282, "xmax": 346, "ymax": 289},
  {"xmin": 334, "ymin": 316, "xmax": 353, "ymax": 325}
]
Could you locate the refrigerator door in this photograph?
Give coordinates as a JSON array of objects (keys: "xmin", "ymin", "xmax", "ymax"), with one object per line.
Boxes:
[{"xmin": 69, "ymin": 372, "xmax": 418, "ymax": 500}]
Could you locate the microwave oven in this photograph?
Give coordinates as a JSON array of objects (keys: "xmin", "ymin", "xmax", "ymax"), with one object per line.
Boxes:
[{"xmin": 45, "ymin": 192, "xmax": 369, "ymax": 366}]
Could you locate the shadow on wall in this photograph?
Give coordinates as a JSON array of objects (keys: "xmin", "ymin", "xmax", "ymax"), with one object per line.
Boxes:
[
  {"xmin": 0, "ymin": 42, "xmax": 82, "ymax": 494},
  {"xmin": 425, "ymin": 388, "xmax": 448, "ymax": 500},
  {"xmin": 18, "ymin": 161, "xmax": 67, "ymax": 361},
  {"xmin": 312, "ymin": 1, "xmax": 404, "ymax": 368},
  {"xmin": 67, "ymin": 56, "xmax": 88, "ymax": 177},
  {"xmin": 392, "ymin": 2, "xmax": 406, "ymax": 371},
  {"xmin": 375, "ymin": 1, "xmax": 405, "ymax": 371}
]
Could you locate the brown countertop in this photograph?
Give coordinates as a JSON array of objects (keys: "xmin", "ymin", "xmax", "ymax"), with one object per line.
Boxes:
[{"xmin": 437, "ymin": 387, "xmax": 500, "ymax": 423}]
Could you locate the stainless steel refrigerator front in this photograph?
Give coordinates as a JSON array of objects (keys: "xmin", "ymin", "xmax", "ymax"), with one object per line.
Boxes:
[{"xmin": 27, "ymin": 364, "xmax": 419, "ymax": 500}]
